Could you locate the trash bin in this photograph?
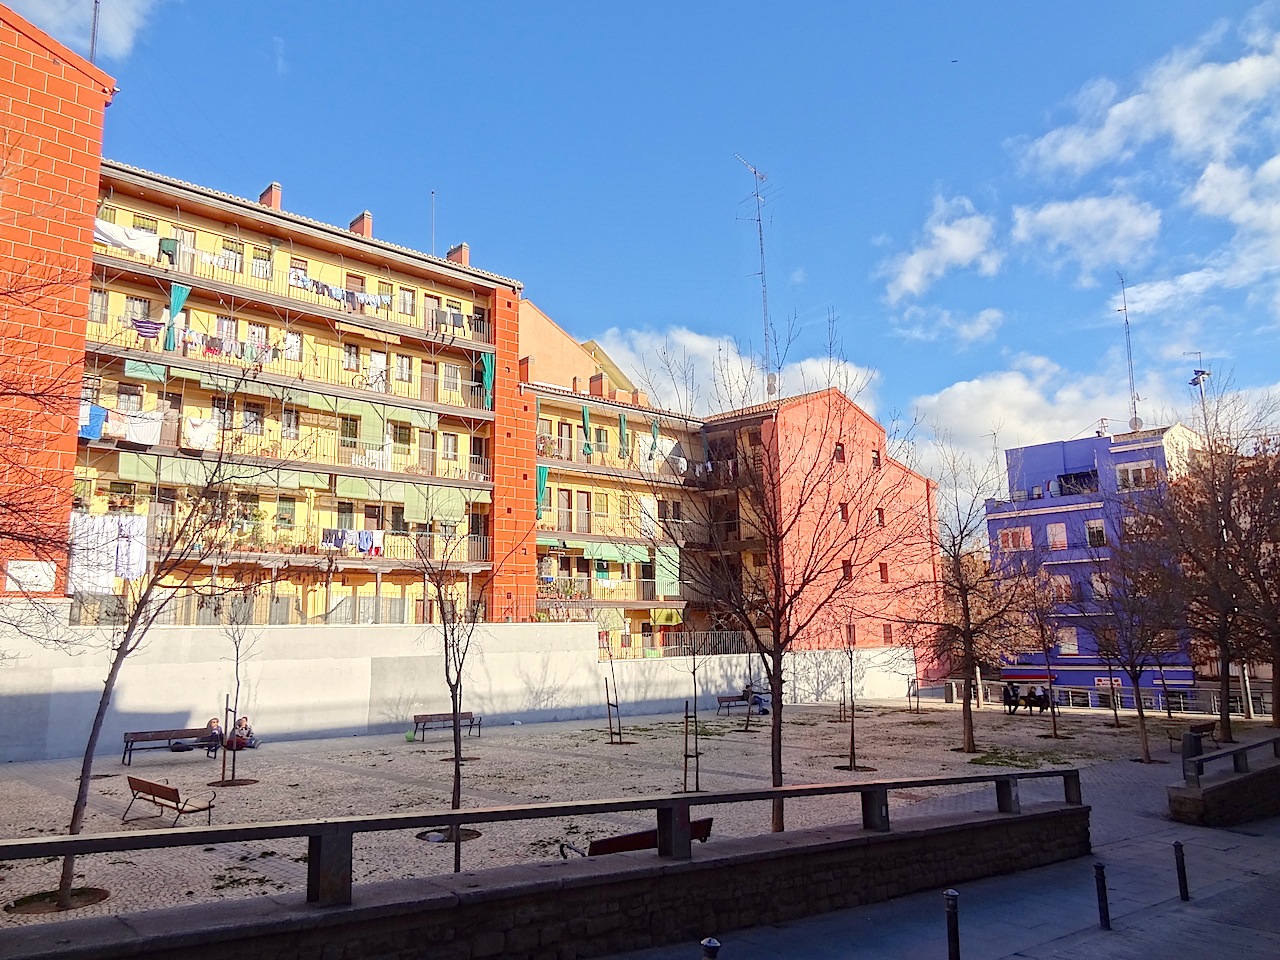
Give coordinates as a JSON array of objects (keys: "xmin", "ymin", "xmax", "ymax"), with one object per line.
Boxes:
[{"xmin": 944, "ymin": 682, "xmax": 955, "ymax": 704}]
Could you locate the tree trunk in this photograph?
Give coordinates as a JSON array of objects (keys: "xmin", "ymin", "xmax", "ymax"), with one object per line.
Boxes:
[
  {"xmin": 451, "ymin": 674, "xmax": 463, "ymax": 874},
  {"xmin": 1044, "ymin": 650, "xmax": 1059, "ymax": 740},
  {"xmin": 58, "ymin": 637, "xmax": 129, "ymax": 907},
  {"xmin": 1106, "ymin": 664, "xmax": 1121, "ymax": 727},
  {"xmin": 848, "ymin": 658, "xmax": 857, "ymax": 771},
  {"xmin": 960, "ymin": 675, "xmax": 976, "ymax": 753},
  {"xmin": 972, "ymin": 661, "xmax": 983, "ymax": 709},
  {"xmin": 1272, "ymin": 636, "xmax": 1280, "ymax": 729},
  {"xmin": 1133, "ymin": 679, "xmax": 1152, "ymax": 763},
  {"xmin": 1241, "ymin": 662, "xmax": 1255, "ymax": 720},
  {"xmin": 769, "ymin": 659, "xmax": 784, "ymax": 832},
  {"xmin": 1219, "ymin": 638, "xmax": 1235, "ymax": 743}
]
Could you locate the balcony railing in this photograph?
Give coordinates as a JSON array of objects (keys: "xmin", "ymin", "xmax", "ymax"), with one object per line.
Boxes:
[
  {"xmin": 536, "ymin": 576, "xmax": 681, "ymax": 603},
  {"xmin": 601, "ymin": 631, "xmax": 754, "ymax": 660},
  {"xmin": 88, "ymin": 313, "xmax": 492, "ymax": 414},
  {"xmin": 94, "ymin": 232, "xmax": 494, "ymax": 344}
]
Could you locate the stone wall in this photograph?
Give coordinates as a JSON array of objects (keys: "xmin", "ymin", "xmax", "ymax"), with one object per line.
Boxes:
[
  {"xmin": 6, "ymin": 803, "xmax": 1091, "ymax": 960},
  {"xmin": 1168, "ymin": 761, "xmax": 1280, "ymax": 827}
]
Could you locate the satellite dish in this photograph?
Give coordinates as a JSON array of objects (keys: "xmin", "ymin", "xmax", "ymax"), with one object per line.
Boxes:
[{"xmin": 1129, "ymin": 416, "xmax": 1143, "ymax": 431}]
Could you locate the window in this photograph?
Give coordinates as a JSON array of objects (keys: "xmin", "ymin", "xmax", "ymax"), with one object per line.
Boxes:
[
  {"xmin": 539, "ymin": 484, "xmax": 552, "ymax": 517},
  {"xmin": 870, "ymin": 448, "xmax": 881, "ymax": 469},
  {"xmin": 1091, "ymin": 573, "xmax": 1110, "ymax": 601},
  {"xmin": 1050, "ymin": 575, "xmax": 1074, "ymax": 602},
  {"xmin": 343, "ymin": 343, "xmax": 360, "ymax": 372},
  {"xmin": 346, "ymin": 272, "xmax": 365, "ymax": 295},
  {"xmin": 841, "ymin": 560, "xmax": 852, "ymax": 581},
  {"xmin": 618, "ymin": 495, "xmax": 631, "ymax": 519},
  {"xmin": 116, "ymin": 383, "xmax": 143, "ymax": 413},
  {"xmin": 216, "ymin": 315, "xmax": 238, "ymax": 340},
  {"xmin": 131, "ymin": 214, "xmax": 158, "ymax": 234},
  {"xmin": 839, "ymin": 502, "xmax": 849, "ymax": 522},
  {"xmin": 1116, "ymin": 460, "xmax": 1157, "ymax": 490},
  {"xmin": 212, "ymin": 396, "xmax": 234, "ymax": 430},
  {"xmin": 251, "ymin": 246, "xmax": 273, "ymax": 280},
  {"xmin": 395, "ymin": 354, "xmax": 413, "ymax": 382},
  {"xmin": 557, "ymin": 490, "xmax": 572, "ymax": 531},
  {"xmin": 398, "ymin": 287, "xmax": 416, "ymax": 316},
  {"xmin": 1085, "ymin": 518, "xmax": 1107, "ymax": 548},
  {"xmin": 247, "ymin": 322, "xmax": 269, "ymax": 346},
  {"xmin": 442, "ymin": 432, "xmax": 459, "ymax": 461},
  {"xmin": 391, "ymin": 422, "xmax": 412, "ymax": 453},
  {"xmin": 1047, "ymin": 522, "xmax": 1068, "ymax": 551},
  {"xmin": 538, "ymin": 417, "xmax": 553, "ymax": 438},
  {"xmin": 88, "ymin": 289, "xmax": 108, "ymax": 324},
  {"xmin": 283, "ymin": 331, "xmax": 303, "ymax": 362},
  {"xmin": 442, "ymin": 362, "xmax": 461, "ymax": 393},
  {"xmin": 998, "ymin": 526, "xmax": 1032, "ymax": 551},
  {"xmin": 339, "ymin": 416, "xmax": 360, "ymax": 450},
  {"xmin": 276, "ymin": 497, "xmax": 296, "ymax": 528},
  {"xmin": 221, "ymin": 239, "xmax": 244, "ymax": 273},
  {"xmin": 281, "ymin": 408, "xmax": 300, "ymax": 440},
  {"xmin": 337, "ymin": 502, "xmax": 354, "ymax": 529},
  {"xmin": 879, "ymin": 562, "xmax": 890, "ymax": 583},
  {"xmin": 576, "ymin": 491, "xmax": 592, "ymax": 533},
  {"xmin": 391, "ymin": 506, "xmax": 407, "ymax": 532},
  {"xmin": 657, "ymin": 500, "xmax": 682, "ymax": 521},
  {"xmin": 875, "ymin": 507, "xmax": 886, "ymax": 527},
  {"xmin": 882, "ymin": 623, "xmax": 893, "ymax": 643},
  {"xmin": 1056, "ymin": 627, "xmax": 1079, "ymax": 655},
  {"xmin": 595, "ymin": 427, "xmax": 608, "ymax": 454},
  {"xmin": 123, "ymin": 296, "xmax": 151, "ymax": 321},
  {"xmin": 81, "ymin": 376, "xmax": 101, "ymax": 403},
  {"xmin": 834, "ymin": 443, "xmax": 845, "ymax": 463},
  {"xmin": 289, "ymin": 256, "xmax": 308, "ymax": 280},
  {"xmin": 107, "ymin": 481, "xmax": 136, "ymax": 513},
  {"xmin": 378, "ymin": 281, "xmax": 393, "ymax": 312},
  {"xmin": 243, "ymin": 402, "xmax": 264, "ymax": 436}
]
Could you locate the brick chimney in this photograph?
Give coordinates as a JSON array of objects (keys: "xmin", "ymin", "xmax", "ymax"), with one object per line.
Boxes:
[
  {"xmin": 589, "ymin": 372, "xmax": 610, "ymax": 397},
  {"xmin": 446, "ymin": 242, "xmax": 470, "ymax": 266},
  {"xmin": 571, "ymin": 376, "xmax": 582, "ymax": 394},
  {"xmin": 349, "ymin": 211, "xmax": 373, "ymax": 238},
  {"xmin": 519, "ymin": 356, "xmax": 533, "ymax": 383},
  {"xmin": 632, "ymin": 389, "xmax": 648, "ymax": 406},
  {"xmin": 259, "ymin": 182, "xmax": 282, "ymax": 210}
]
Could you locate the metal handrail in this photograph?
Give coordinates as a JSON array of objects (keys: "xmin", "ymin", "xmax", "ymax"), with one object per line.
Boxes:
[{"xmin": 0, "ymin": 767, "xmax": 1083, "ymax": 907}]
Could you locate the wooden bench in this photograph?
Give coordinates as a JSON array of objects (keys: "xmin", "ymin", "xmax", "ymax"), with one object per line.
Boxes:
[
  {"xmin": 122, "ymin": 776, "xmax": 216, "ymax": 826},
  {"xmin": 562, "ymin": 818, "xmax": 713, "ymax": 858},
  {"xmin": 1169, "ymin": 720, "xmax": 1219, "ymax": 753},
  {"xmin": 716, "ymin": 694, "xmax": 750, "ymax": 715},
  {"xmin": 122, "ymin": 728, "xmax": 219, "ymax": 765},
  {"xmin": 413, "ymin": 711, "xmax": 482, "ymax": 740}
]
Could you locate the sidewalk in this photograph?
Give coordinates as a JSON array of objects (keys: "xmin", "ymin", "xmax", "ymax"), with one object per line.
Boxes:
[{"xmin": 605, "ymin": 743, "xmax": 1280, "ymax": 960}]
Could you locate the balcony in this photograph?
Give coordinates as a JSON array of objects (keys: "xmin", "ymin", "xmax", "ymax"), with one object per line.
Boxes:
[
  {"xmin": 94, "ymin": 231, "xmax": 494, "ymax": 345},
  {"xmin": 87, "ymin": 313, "xmax": 492, "ymax": 414},
  {"xmin": 600, "ymin": 631, "xmax": 753, "ymax": 661},
  {"xmin": 535, "ymin": 575, "xmax": 684, "ymax": 603}
]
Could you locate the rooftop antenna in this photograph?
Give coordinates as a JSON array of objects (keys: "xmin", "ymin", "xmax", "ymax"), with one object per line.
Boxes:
[
  {"xmin": 736, "ymin": 154, "xmax": 774, "ymax": 397},
  {"xmin": 1117, "ymin": 274, "xmax": 1142, "ymax": 431},
  {"xmin": 89, "ymin": 0, "xmax": 100, "ymax": 64},
  {"xmin": 431, "ymin": 190, "xmax": 436, "ymax": 257}
]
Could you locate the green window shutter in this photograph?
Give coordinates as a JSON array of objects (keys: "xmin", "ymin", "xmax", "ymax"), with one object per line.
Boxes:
[
  {"xmin": 618, "ymin": 413, "xmax": 627, "ymax": 458},
  {"xmin": 581, "ymin": 405, "xmax": 593, "ymax": 456},
  {"xmin": 535, "ymin": 465, "xmax": 549, "ymax": 519}
]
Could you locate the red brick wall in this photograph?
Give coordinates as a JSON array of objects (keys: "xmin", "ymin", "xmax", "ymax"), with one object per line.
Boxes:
[
  {"xmin": 0, "ymin": 5, "xmax": 114, "ymax": 592},
  {"xmin": 486, "ymin": 289, "xmax": 536, "ymax": 618}
]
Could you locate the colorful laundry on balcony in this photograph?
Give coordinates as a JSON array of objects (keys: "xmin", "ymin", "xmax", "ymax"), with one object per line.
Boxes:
[
  {"xmin": 182, "ymin": 416, "xmax": 218, "ymax": 450},
  {"xmin": 132, "ymin": 317, "xmax": 165, "ymax": 340},
  {"xmin": 122, "ymin": 410, "xmax": 163, "ymax": 446},
  {"xmin": 78, "ymin": 402, "xmax": 108, "ymax": 440}
]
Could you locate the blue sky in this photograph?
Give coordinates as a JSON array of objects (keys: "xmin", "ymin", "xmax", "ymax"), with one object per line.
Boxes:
[{"xmin": 21, "ymin": 1, "xmax": 1280, "ymax": 461}]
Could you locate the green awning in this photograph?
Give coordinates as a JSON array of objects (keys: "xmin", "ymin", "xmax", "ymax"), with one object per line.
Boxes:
[
  {"xmin": 124, "ymin": 360, "xmax": 166, "ymax": 383},
  {"xmin": 199, "ymin": 373, "xmax": 277, "ymax": 398},
  {"xmin": 617, "ymin": 413, "xmax": 627, "ymax": 459},
  {"xmin": 480, "ymin": 353, "xmax": 495, "ymax": 410},
  {"xmin": 430, "ymin": 486, "xmax": 467, "ymax": 524},
  {"xmin": 651, "ymin": 609, "xmax": 683, "ymax": 626},
  {"xmin": 117, "ymin": 452, "xmax": 158, "ymax": 483},
  {"xmin": 470, "ymin": 488, "xmax": 492, "ymax": 504},
  {"xmin": 581, "ymin": 405, "xmax": 592, "ymax": 456},
  {"xmin": 169, "ymin": 366, "xmax": 202, "ymax": 382},
  {"xmin": 583, "ymin": 542, "xmax": 623, "ymax": 561},
  {"xmin": 595, "ymin": 607, "xmax": 626, "ymax": 632},
  {"xmin": 290, "ymin": 471, "xmax": 331, "ymax": 490},
  {"xmin": 618, "ymin": 543, "xmax": 650, "ymax": 565},
  {"xmin": 655, "ymin": 545, "xmax": 681, "ymax": 597},
  {"xmin": 408, "ymin": 408, "xmax": 438, "ymax": 431},
  {"xmin": 536, "ymin": 535, "xmax": 562, "ymax": 548},
  {"xmin": 405, "ymin": 483, "xmax": 432, "ymax": 523},
  {"xmin": 336, "ymin": 476, "xmax": 377, "ymax": 500},
  {"xmin": 535, "ymin": 465, "xmax": 549, "ymax": 519}
]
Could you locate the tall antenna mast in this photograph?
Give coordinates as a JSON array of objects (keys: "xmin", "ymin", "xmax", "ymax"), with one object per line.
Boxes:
[
  {"xmin": 735, "ymin": 154, "xmax": 774, "ymax": 396},
  {"xmin": 89, "ymin": 0, "xmax": 100, "ymax": 64},
  {"xmin": 1117, "ymin": 273, "xmax": 1142, "ymax": 431},
  {"xmin": 430, "ymin": 190, "xmax": 436, "ymax": 256}
]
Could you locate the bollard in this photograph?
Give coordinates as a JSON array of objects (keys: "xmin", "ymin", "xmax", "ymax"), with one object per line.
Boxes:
[
  {"xmin": 1174, "ymin": 841, "xmax": 1190, "ymax": 902},
  {"xmin": 700, "ymin": 937, "xmax": 721, "ymax": 959},
  {"xmin": 944, "ymin": 888, "xmax": 960, "ymax": 960},
  {"xmin": 1094, "ymin": 862, "xmax": 1111, "ymax": 930}
]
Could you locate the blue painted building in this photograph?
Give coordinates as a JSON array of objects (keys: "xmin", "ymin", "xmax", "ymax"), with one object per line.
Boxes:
[{"xmin": 984, "ymin": 425, "xmax": 1200, "ymax": 706}]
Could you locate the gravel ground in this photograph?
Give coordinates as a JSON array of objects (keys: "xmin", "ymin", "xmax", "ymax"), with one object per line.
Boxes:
[{"xmin": 1, "ymin": 698, "xmax": 1257, "ymax": 926}]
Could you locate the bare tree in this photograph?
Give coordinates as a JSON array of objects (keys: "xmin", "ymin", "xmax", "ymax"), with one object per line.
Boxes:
[{"xmin": 897, "ymin": 438, "xmax": 1022, "ymax": 753}]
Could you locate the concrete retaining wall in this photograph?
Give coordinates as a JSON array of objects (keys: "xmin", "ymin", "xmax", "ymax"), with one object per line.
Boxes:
[
  {"xmin": 0, "ymin": 621, "xmax": 916, "ymax": 762},
  {"xmin": 1168, "ymin": 761, "xmax": 1280, "ymax": 827},
  {"xmin": 3, "ymin": 803, "xmax": 1091, "ymax": 960}
]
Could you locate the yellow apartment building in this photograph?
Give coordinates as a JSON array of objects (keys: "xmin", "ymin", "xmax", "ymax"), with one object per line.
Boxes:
[{"xmin": 77, "ymin": 162, "xmax": 531, "ymax": 625}]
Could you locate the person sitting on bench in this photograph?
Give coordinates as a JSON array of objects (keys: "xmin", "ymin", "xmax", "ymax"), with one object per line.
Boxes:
[
  {"xmin": 197, "ymin": 717, "xmax": 223, "ymax": 757},
  {"xmin": 230, "ymin": 716, "xmax": 260, "ymax": 749}
]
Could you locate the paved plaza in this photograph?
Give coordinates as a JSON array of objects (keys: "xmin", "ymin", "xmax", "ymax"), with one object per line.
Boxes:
[{"xmin": 2, "ymin": 697, "xmax": 1278, "ymax": 960}]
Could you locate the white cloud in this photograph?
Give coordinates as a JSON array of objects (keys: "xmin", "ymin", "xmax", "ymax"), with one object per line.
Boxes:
[
  {"xmin": 273, "ymin": 36, "xmax": 288, "ymax": 76},
  {"xmin": 9, "ymin": 0, "xmax": 160, "ymax": 61},
  {"xmin": 1012, "ymin": 195, "xmax": 1161, "ymax": 284},
  {"xmin": 883, "ymin": 196, "xmax": 1001, "ymax": 304},
  {"xmin": 1024, "ymin": 27, "xmax": 1280, "ymax": 176},
  {"xmin": 892, "ymin": 306, "xmax": 1004, "ymax": 345},
  {"xmin": 789, "ymin": 267, "xmax": 806, "ymax": 284},
  {"xmin": 593, "ymin": 326, "xmax": 879, "ymax": 417}
]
